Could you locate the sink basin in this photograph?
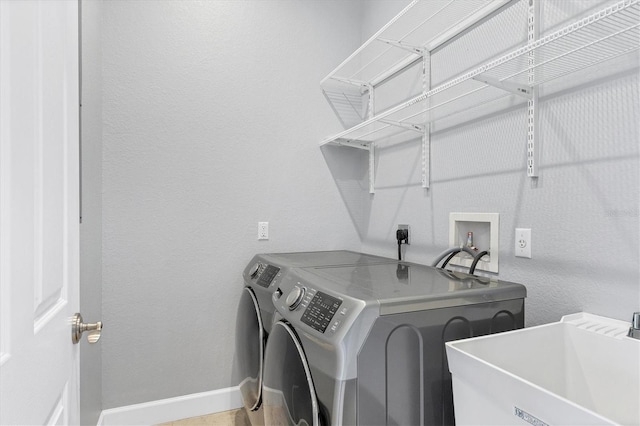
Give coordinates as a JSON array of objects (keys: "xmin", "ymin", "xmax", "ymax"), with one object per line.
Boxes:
[{"xmin": 446, "ymin": 313, "xmax": 640, "ymax": 425}]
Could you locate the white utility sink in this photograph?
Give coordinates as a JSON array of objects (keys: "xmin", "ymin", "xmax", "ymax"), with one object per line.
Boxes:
[{"xmin": 446, "ymin": 313, "xmax": 640, "ymax": 425}]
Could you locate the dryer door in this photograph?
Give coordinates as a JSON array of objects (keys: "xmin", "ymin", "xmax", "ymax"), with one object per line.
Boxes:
[
  {"xmin": 235, "ymin": 287, "xmax": 264, "ymax": 411},
  {"xmin": 263, "ymin": 321, "xmax": 320, "ymax": 426}
]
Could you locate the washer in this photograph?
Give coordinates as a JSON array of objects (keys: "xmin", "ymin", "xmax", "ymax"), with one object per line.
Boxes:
[
  {"xmin": 263, "ymin": 261, "xmax": 526, "ymax": 425},
  {"xmin": 235, "ymin": 251, "xmax": 396, "ymax": 425}
]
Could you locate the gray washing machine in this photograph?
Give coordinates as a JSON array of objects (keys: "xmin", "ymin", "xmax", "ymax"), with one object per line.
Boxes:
[
  {"xmin": 262, "ymin": 261, "xmax": 526, "ymax": 425},
  {"xmin": 235, "ymin": 251, "xmax": 397, "ymax": 425}
]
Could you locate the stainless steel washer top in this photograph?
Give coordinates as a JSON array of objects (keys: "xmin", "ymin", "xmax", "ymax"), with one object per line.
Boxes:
[
  {"xmin": 298, "ymin": 261, "xmax": 526, "ymax": 314},
  {"xmin": 245, "ymin": 250, "xmax": 396, "ymax": 278},
  {"xmin": 241, "ymin": 250, "xmax": 397, "ymax": 329}
]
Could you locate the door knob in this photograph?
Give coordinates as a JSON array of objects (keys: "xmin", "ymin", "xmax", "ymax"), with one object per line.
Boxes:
[{"xmin": 72, "ymin": 313, "xmax": 103, "ymax": 344}]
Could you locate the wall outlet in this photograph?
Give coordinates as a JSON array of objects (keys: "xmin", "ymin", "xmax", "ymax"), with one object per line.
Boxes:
[
  {"xmin": 398, "ymin": 224, "xmax": 410, "ymax": 244},
  {"xmin": 515, "ymin": 228, "xmax": 531, "ymax": 258},
  {"xmin": 258, "ymin": 222, "xmax": 269, "ymax": 240}
]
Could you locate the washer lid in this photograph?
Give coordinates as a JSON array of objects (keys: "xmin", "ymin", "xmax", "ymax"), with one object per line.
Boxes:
[
  {"xmin": 263, "ymin": 321, "xmax": 320, "ymax": 426},
  {"xmin": 298, "ymin": 262, "xmax": 527, "ymax": 314},
  {"xmin": 262, "ymin": 250, "xmax": 395, "ymax": 267}
]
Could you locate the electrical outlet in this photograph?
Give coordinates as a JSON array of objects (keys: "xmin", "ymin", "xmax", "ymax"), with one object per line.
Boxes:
[
  {"xmin": 258, "ymin": 222, "xmax": 269, "ymax": 240},
  {"xmin": 515, "ymin": 228, "xmax": 531, "ymax": 258},
  {"xmin": 398, "ymin": 224, "xmax": 410, "ymax": 244}
]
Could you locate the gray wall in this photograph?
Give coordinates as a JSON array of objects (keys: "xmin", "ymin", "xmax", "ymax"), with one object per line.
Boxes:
[
  {"xmin": 79, "ymin": 0, "xmax": 102, "ymax": 424},
  {"xmin": 88, "ymin": 0, "xmax": 639, "ymax": 412},
  {"xmin": 100, "ymin": 0, "xmax": 364, "ymax": 408},
  {"xmin": 357, "ymin": 0, "xmax": 640, "ymax": 326}
]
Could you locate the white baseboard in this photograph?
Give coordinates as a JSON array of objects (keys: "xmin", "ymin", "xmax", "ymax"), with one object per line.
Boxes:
[{"xmin": 97, "ymin": 386, "xmax": 243, "ymax": 426}]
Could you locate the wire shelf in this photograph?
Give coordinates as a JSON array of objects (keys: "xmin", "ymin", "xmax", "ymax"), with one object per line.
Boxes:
[
  {"xmin": 320, "ymin": 0, "xmax": 511, "ymax": 129},
  {"xmin": 476, "ymin": 0, "xmax": 640, "ymax": 88},
  {"xmin": 321, "ymin": 0, "xmax": 640, "ymax": 147}
]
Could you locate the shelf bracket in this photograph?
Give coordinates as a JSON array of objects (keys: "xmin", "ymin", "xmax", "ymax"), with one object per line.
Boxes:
[
  {"xmin": 332, "ymin": 138, "xmax": 376, "ymax": 193},
  {"xmin": 369, "ymin": 143, "xmax": 376, "ymax": 194},
  {"xmin": 366, "ymin": 83, "xmax": 375, "ymax": 120},
  {"xmin": 377, "ymin": 38, "xmax": 425, "ymax": 55},
  {"xmin": 366, "ymin": 81, "xmax": 376, "ymax": 194},
  {"xmin": 422, "ymin": 125, "xmax": 430, "ymax": 189},
  {"xmin": 332, "ymin": 138, "xmax": 376, "ymax": 192},
  {"xmin": 527, "ymin": 89, "xmax": 539, "ymax": 177},
  {"xmin": 422, "ymin": 52, "xmax": 431, "ymax": 189},
  {"xmin": 378, "ymin": 119, "xmax": 424, "ymax": 133},
  {"xmin": 333, "ymin": 138, "xmax": 370, "ymax": 150},
  {"xmin": 527, "ymin": 0, "xmax": 539, "ymax": 178},
  {"xmin": 329, "ymin": 75, "xmax": 368, "ymax": 91},
  {"xmin": 472, "ymin": 75, "xmax": 532, "ymax": 99}
]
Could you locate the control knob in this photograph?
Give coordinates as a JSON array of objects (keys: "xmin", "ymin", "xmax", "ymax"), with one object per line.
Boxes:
[
  {"xmin": 249, "ymin": 263, "xmax": 261, "ymax": 278},
  {"xmin": 286, "ymin": 285, "xmax": 305, "ymax": 311}
]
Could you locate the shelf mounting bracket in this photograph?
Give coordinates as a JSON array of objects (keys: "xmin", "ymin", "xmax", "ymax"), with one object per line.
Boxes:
[
  {"xmin": 366, "ymin": 82, "xmax": 376, "ymax": 194},
  {"xmin": 472, "ymin": 75, "xmax": 532, "ymax": 99},
  {"xmin": 422, "ymin": 52, "xmax": 431, "ymax": 189},
  {"xmin": 329, "ymin": 75, "xmax": 368, "ymax": 91},
  {"xmin": 377, "ymin": 38, "xmax": 426, "ymax": 55},
  {"xmin": 333, "ymin": 139, "xmax": 370, "ymax": 150},
  {"xmin": 379, "ymin": 119, "xmax": 424, "ymax": 133},
  {"xmin": 368, "ymin": 143, "xmax": 375, "ymax": 194},
  {"xmin": 331, "ymin": 139, "xmax": 376, "ymax": 193},
  {"xmin": 527, "ymin": 0, "xmax": 540, "ymax": 178}
]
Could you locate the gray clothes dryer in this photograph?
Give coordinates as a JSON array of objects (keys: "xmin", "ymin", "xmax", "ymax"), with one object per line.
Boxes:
[
  {"xmin": 262, "ymin": 262, "xmax": 526, "ymax": 425},
  {"xmin": 235, "ymin": 251, "xmax": 396, "ymax": 425}
]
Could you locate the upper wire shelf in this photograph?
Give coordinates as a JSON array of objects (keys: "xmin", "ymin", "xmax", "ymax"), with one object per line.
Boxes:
[
  {"xmin": 320, "ymin": 0, "xmax": 511, "ymax": 129},
  {"xmin": 321, "ymin": 0, "xmax": 640, "ymax": 147}
]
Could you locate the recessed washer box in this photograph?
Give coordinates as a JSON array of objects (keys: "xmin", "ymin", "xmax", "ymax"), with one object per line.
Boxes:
[{"xmin": 448, "ymin": 212, "xmax": 499, "ymax": 273}]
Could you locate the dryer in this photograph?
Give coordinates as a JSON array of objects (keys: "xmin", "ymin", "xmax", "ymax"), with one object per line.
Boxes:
[
  {"xmin": 262, "ymin": 261, "xmax": 527, "ymax": 425},
  {"xmin": 235, "ymin": 251, "xmax": 396, "ymax": 425}
]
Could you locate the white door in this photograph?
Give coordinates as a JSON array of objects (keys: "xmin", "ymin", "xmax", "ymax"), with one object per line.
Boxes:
[{"xmin": 0, "ymin": 0, "xmax": 80, "ymax": 424}]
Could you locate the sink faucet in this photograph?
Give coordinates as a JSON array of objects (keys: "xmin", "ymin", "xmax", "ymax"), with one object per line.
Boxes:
[{"xmin": 629, "ymin": 312, "xmax": 640, "ymax": 339}]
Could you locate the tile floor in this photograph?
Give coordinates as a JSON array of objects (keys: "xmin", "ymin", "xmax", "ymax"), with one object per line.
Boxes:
[{"xmin": 157, "ymin": 409, "xmax": 249, "ymax": 426}]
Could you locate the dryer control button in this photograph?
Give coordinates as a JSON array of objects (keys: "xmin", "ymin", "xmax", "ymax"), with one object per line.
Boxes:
[
  {"xmin": 272, "ymin": 288, "xmax": 283, "ymax": 302},
  {"xmin": 286, "ymin": 285, "xmax": 305, "ymax": 311},
  {"xmin": 249, "ymin": 263, "xmax": 261, "ymax": 278}
]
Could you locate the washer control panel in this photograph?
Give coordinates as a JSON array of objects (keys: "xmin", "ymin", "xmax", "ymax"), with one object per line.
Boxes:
[
  {"xmin": 251, "ymin": 263, "xmax": 281, "ymax": 288},
  {"xmin": 301, "ymin": 291, "xmax": 342, "ymax": 333},
  {"xmin": 274, "ymin": 274, "xmax": 363, "ymax": 339}
]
